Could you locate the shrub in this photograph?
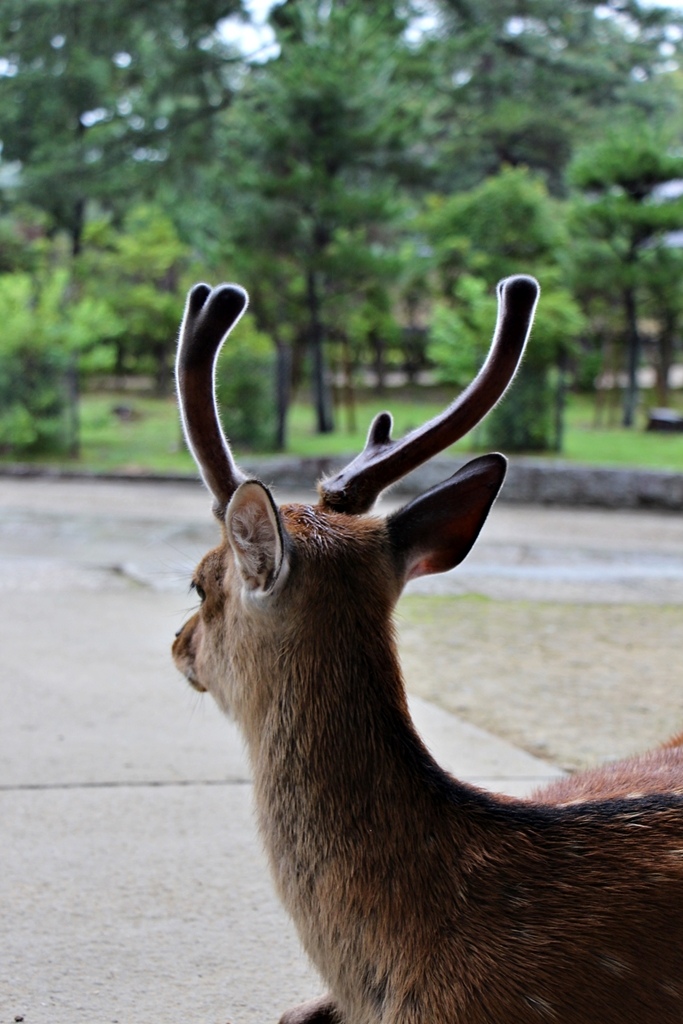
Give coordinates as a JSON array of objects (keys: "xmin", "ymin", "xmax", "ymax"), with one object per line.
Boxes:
[
  {"xmin": 213, "ymin": 315, "xmax": 277, "ymax": 452},
  {"xmin": 0, "ymin": 272, "xmax": 80, "ymax": 456},
  {"xmin": 484, "ymin": 363, "xmax": 557, "ymax": 453},
  {"xmin": 0, "ymin": 348, "xmax": 76, "ymax": 456}
]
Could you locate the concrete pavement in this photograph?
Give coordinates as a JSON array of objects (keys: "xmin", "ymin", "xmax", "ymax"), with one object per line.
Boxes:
[{"xmin": 3, "ymin": 475, "xmax": 680, "ymax": 1023}]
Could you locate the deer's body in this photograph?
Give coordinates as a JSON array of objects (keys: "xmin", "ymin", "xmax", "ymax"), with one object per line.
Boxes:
[{"xmin": 172, "ymin": 278, "xmax": 683, "ymax": 1023}]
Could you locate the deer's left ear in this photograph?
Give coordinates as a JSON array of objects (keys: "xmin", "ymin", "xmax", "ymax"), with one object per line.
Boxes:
[
  {"xmin": 387, "ymin": 454, "xmax": 506, "ymax": 584},
  {"xmin": 226, "ymin": 481, "xmax": 289, "ymax": 594}
]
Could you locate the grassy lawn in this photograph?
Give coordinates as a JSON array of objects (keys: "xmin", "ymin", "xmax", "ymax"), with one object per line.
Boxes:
[
  {"xmin": 76, "ymin": 394, "xmax": 194, "ymax": 473},
  {"xmin": 561, "ymin": 393, "xmax": 683, "ymax": 470},
  {"xmin": 4, "ymin": 388, "xmax": 683, "ymax": 474}
]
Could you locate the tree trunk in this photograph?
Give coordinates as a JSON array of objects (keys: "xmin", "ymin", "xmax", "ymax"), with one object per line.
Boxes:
[
  {"xmin": 341, "ymin": 332, "xmax": 357, "ymax": 434},
  {"xmin": 70, "ymin": 196, "xmax": 86, "ymax": 257},
  {"xmin": 655, "ymin": 311, "xmax": 675, "ymax": 407},
  {"xmin": 622, "ymin": 286, "xmax": 641, "ymax": 428},
  {"xmin": 65, "ymin": 354, "xmax": 80, "ymax": 458},
  {"xmin": 72, "ymin": 115, "xmax": 87, "ymax": 257},
  {"xmin": 370, "ymin": 328, "xmax": 386, "ymax": 394},
  {"xmin": 554, "ymin": 351, "xmax": 567, "ymax": 453},
  {"xmin": 275, "ymin": 343, "xmax": 292, "ymax": 451},
  {"xmin": 307, "ymin": 269, "xmax": 334, "ymax": 434},
  {"xmin": 153, "ymin": 345, "xmax": 173, "ymax": 397}
]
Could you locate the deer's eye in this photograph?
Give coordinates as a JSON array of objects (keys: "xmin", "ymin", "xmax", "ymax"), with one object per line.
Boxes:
[{"xmin": 191, "ymin": 581, "xmax": 206, "ymax": 604}]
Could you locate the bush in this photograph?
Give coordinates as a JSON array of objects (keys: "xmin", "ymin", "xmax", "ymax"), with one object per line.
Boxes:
[
  {"xmin": 214, "ymin": 315, "xmax": 277, "ymax": 452},
  {"xmin": 0, "ymin": 272, "xmax": 82, "ymax": 456},
  {"xmin": 427, "ymin": 271, "xmax": 583, "ymax": 453},
  {"xmin": 0, "ymin": 349, "xmax": 76, "ymax": 456},
  {"xmin": 484, "ymin": 363, "xmax": 557, "ymax": 453},
  {"xmin": 428, "ymin": 276, "xmax": 497, "ymax": 389}
]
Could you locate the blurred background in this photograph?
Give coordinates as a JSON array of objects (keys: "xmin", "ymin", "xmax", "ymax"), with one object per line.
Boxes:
[{"xmin": 2, "ymin": 0, "xmax": 683, "ymax": 471}]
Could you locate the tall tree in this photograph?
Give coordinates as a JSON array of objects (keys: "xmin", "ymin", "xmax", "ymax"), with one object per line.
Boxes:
[
  {"xmin": 208, "ymin": 0, "xmax": 422, "ymax": 433},
  {"xmin": 75, "ymin": 205, "xmax": 192, "ymax": 394},
  {"xmin": 0, "ymin": 0, "xmax": 244, "ymax": 253},
  {"xmin": 424, "ymin": 167, "xmax": 584, "ymax": 451},
  {"xmin": 418, "ymin": 0, "xmax": 683, "ymax": 195},
  {"xmin": 569, "ymin": 128, "xmax": 683, "ymax": 425}
]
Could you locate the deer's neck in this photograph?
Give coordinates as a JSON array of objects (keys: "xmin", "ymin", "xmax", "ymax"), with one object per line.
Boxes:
[
  {"xmin": 246, "ymin": 624, "xmax": 477, "ymax": 1012},
  {"xmin": 253, "ymin": 622, "xmax": 445, "ymax": 828}
]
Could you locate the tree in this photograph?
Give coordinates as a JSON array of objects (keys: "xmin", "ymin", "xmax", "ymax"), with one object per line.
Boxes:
[
  {"xmin": 641, "ymin": 243, "xmax": 683, "ymax": 407},
  {"xmin": 0, "ymin": 0, "xmax": 245, "ymax": 253},
  {"xmin": 424, "ymin": 167, "xmax": 584, "ymax": 451},
  {"xmin": 75, "ymin": 205, "xmax": 193, "ymax": 394},
  {"xmin": 203, "ymin": 0, "xmax": 424, "ymax": 433},
  {"xmin": 212, "ymin": 313, "xmax": 278, "ymax": 452},
  {"xmin": 413, "ymin": 0, "xmax": 683, "ymax": 195},
  {"xmin": 0, "ymin": 252, "xmax": 115, "ymax": 455},
  {"xmin": 569, "ymin": 128, "xmax": 683, "ymax": 425}
]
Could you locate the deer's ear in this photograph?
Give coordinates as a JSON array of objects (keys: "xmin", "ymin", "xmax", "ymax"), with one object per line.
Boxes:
[
  {"xmin": 387, "ymin": 454, "xmax": 506, "ymax": 584},
  {"xmin": 225, "ymin": 481, "xmax": 288, "ymax": 594}
]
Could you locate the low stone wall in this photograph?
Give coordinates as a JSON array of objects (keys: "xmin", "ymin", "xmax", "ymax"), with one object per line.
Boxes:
[
  {"xmin": 3, "ymin": 456, "xmax": 683, "ymax": 511},
  {"xmin": 501, "ymin": 459, "xmax": 683, "ymax": 511},
  {"xmin": 241, "ymin": 456, "xmax": 683, "ymax": 512}
]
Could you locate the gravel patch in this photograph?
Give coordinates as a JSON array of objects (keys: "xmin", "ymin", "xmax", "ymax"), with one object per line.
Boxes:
[{"xmin": 398, "ymin": 594, "xmax": 683, "ymax": 772}]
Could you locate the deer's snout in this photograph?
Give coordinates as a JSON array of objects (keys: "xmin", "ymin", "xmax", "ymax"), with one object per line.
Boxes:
[{"xmin": 172, "ymin": 616, "xmax": 207, "ymax": 693}]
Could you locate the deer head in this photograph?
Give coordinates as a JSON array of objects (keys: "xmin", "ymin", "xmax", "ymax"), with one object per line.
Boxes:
[{"xmin": 173, "ymin": 275, "xmax": 538, "ymax": 728}]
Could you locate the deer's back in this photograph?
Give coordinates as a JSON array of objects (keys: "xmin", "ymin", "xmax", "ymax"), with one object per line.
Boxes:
[{"xmin": 387, "ymin": 788, "xmax": 683, "ymax": 1024}]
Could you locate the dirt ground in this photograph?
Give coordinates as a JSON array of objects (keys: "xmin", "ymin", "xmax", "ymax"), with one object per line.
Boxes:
[{"xmin": 398, "ymin": 595, "xmax": 683, "ymax": 772}]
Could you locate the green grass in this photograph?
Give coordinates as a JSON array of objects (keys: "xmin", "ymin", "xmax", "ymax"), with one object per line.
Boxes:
[
  {"xmin": 284, "ymin": 391, "xmax": 462, "ymax": 458},
  {"xmin": 4, "ymin": 388, "xmax": 683, "ymax": 474},
  {"xmin": 77, "ymin": 394, "xmax": 196, "ymax": 473},
  {"xmin": 560, "ymin": 393, "xmax": 683, "ymax": 470}
]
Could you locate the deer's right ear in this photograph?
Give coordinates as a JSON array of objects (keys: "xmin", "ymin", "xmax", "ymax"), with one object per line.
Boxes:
[
  {"xmin": 387, "ymin": 454, "xmax": 506, "ymax": 585},
  {"xmin": 225, "ymin": 481, "xmax": 289, "ymax": 595}
]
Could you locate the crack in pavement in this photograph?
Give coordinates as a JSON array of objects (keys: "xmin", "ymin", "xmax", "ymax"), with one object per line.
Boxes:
[{"xmin": 0, "ymin": 777, "xmax": 252, "ymax": 792}]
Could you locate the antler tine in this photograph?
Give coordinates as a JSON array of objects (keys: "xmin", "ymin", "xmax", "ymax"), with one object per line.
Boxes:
[
  {"xmin": 319, "ymin": 274, "xmax": 540, "ymax": 515},
  {"xmin": 176, "ymin": 283, "xmax": 249, "ymax": 517}
]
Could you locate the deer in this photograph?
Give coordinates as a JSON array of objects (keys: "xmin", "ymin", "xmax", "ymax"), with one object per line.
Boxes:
[{"xmin": 172, "ymin": 274, "xmax": 683, "ymax": 1024}]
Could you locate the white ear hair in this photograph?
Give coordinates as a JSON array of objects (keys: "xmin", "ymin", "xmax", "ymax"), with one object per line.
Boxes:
[{"xmin": 226, "ymin": 481, "xmax": 288, "ymax": 594}]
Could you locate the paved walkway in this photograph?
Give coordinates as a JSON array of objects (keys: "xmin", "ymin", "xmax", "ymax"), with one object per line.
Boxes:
[{"xmin": 2, "ymin": 476, "xmax": 681, "ymax": 1023}]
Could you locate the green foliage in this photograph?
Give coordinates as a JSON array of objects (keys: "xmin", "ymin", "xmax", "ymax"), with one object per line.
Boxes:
[
  {"xmin": 0, "ymin": 0, "xmax": 244, "ymax": 250},
  {"xmin": 196, "ymin": 0, "xmax": 425, "ymax": 430},
  {"xmin": 423, "ymin": 167, "xmax": 585, "ymax": 364},
  {"xmin": 419, "ymin": 0, "xmax": 683, "ymax": 196},
  {"xmin": 0, "ymin": 261, "xmax": 122, "ymax": 366},
  {"xmin": 0, "ymin": 209, "xmax": 50, "ymax": 273},
  {"xmin": 0, "ymin": 273, "xmax": 75, "ymax": 453},
  {"xmin": 214, "ymin": 315, "xmax": 278, "ymax": 452},
  {"xmin": 569, "ymin": 127, "xmax": 683, "ymax": 421},
  {"xmin": 424, "ymin": 169, "xmax": 585, "ymax": 451},
  {"xmin": 77, "ymin": 205, "xmax": 192, "ymax": 391},
  {"xmin": 424, "ymin": 167, "xmax": 566, "ymax": 287},
  {"xmin": 486, "ymin": 363, "xmax": 557, "ymax": 453},
  {"xmin": 428, "ymin": 276, "xmax": 497, "ymax": 388},
  {"xmin": 569, "ymin": 130, "xmax": 683, "ymax": 197},
  {"xmin": 569, "ymin": 129, "xmax": 683, "ymax": 273},
  {"xmin": 2, "ymin": 0, "xmax": 683, "ymax": 457},
  {"xmin": 0, "ymin": 263, "xmax": 120, "ymax": 453},
  {"xmin": 0, "ymin": 347, "xmax": 74, "ymax": 455},
  {"xmin": 526, "ymin": 277, "xmax": 586, "ymax": 367}
]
